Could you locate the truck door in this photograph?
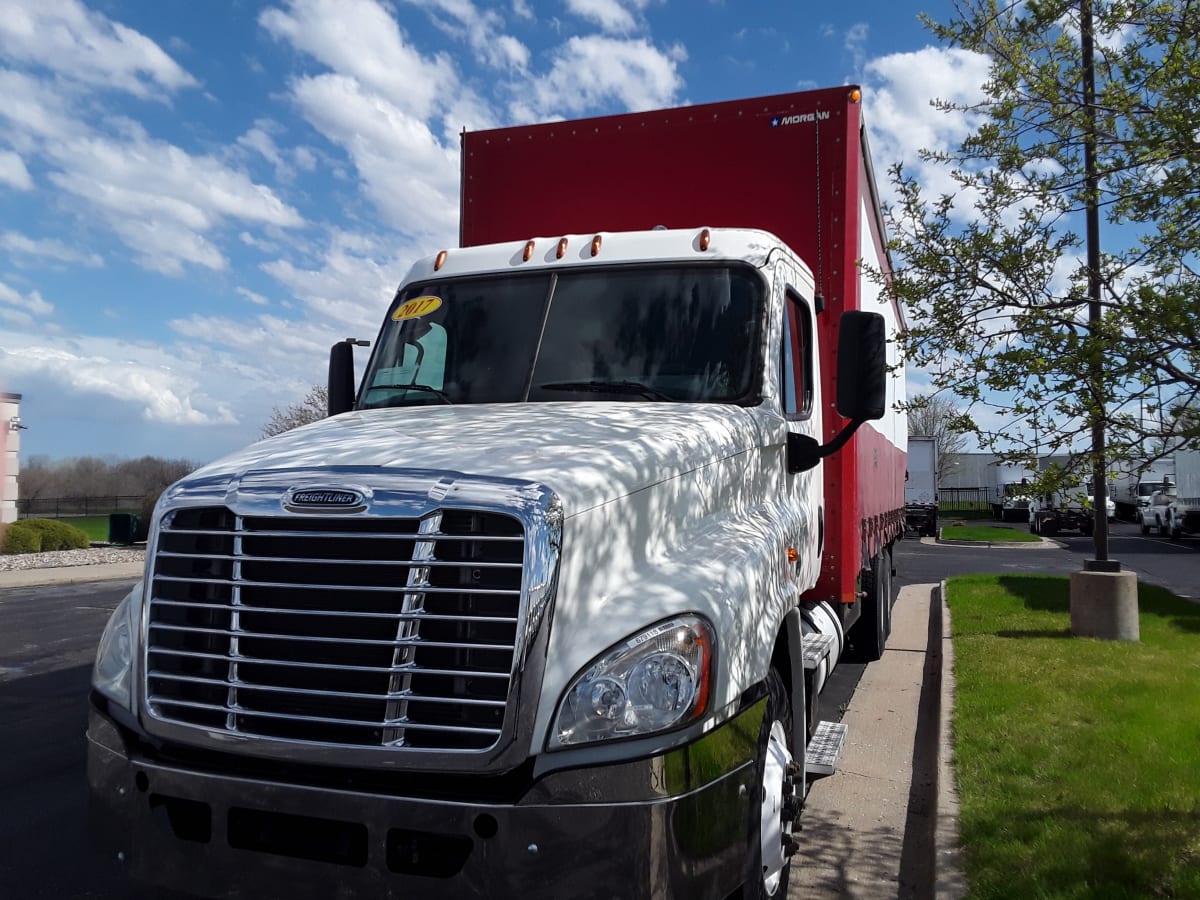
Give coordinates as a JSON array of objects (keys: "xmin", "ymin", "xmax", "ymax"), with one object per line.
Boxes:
[{"xmin": 779, "ymin": 277, "xmax": 822, "ymax": 576}]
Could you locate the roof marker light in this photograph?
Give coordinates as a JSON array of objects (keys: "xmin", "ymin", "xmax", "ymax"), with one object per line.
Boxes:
[
  {"xmin": 698, "ymin": 229, "xmax": 711, "ymax": 251},
  {"xmin": 849, "ymin": 88, "xmax": 862, "ymax": 103},
  {"xmin": 523, "ymin": 240, "xmax": 536, "ymax": 262},
  {"xmin": 556, "ymin": 237, "xmax": 569, "ymax": 259},
  {"xmin": 434, "ymin": 250, "xmax": 448, "ymax": 271},
  {"xmin": 590, "ymin": 234, "xmax": 603, "ymax": 257}
]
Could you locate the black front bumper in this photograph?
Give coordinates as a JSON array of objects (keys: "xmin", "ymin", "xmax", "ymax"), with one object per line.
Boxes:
[{"xmin": 87, "ymin": 701, "xmax": 762, "ymax": 900}]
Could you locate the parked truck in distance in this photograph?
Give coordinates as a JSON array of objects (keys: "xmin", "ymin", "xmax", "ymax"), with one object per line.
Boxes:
[
  {"xmin": 88, "ymin": 87, "xmax": 906, "ymax": 900},
  {"xmin": 1162, "ymin": 450, "xmax": 1200, "ymax": 540},
  {"xmin": 1028, "ymin": 487, "xmax": 1095, "ymax": 536},
  {"xmin": 905, "ymin": 436, "xmax": 938, "ymax": 536}
]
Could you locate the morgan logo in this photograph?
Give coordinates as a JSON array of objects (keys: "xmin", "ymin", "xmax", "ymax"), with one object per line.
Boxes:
[
  {"xmin": 288, "ymin": 489, "xmax": 364, "ymax": 507},
  {"xmin": 771, "ymin": 110, "xmax": 831, "ymax": 127}
]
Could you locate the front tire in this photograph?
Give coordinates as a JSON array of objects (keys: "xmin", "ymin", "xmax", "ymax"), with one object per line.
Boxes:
[{"xmin": 753, "ymin": 667, "xmax": 798, "ymax": 899}]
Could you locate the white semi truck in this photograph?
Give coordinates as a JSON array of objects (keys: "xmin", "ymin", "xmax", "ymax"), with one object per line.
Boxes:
[
  {"xmin": 905, "ymin": 436, "xmax": 938, "ymax": 536},
  {"xmin": 87, "ymin": 88, "xmax": 907, "ymax": 899},
  {"xmin": 1162, "ymin": 450, "xmax": 1200, "ymax": 540}
]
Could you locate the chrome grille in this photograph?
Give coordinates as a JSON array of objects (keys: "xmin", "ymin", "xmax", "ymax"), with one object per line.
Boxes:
[{"xmin": 144, "ymin": 506, "xmax": 525, "ymax": 751}]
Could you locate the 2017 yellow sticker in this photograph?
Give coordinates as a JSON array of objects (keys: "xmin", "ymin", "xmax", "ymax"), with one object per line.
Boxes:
[{"xmin": 392, "ymin": 296, "xmax": 443, "ymax": 321}]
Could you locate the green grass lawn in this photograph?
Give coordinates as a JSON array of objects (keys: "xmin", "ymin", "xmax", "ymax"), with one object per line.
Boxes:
[
  {"xmin": 55, "ymin": 514, "xmax": 134, "ymax": 543},
  {"xmin": 948, "ymin": 574, "xmax": 1200, "ymax": 899},
  {"xmin": 941, "ymin": 524, "xmax": 1042, "ymax": 543}
]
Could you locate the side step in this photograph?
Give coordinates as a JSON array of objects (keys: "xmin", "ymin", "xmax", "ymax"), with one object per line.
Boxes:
[
  {"xmin": 805, "ymin": 720, "xmax": 848, "ymax": 779},
  {"xmin": 801, "ymin": 632, "xmax": 835, "ymax": 670}
]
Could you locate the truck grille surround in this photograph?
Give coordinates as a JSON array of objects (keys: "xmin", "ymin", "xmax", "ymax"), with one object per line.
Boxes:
[{"xmin": 143, "ymin": 506, "xmax": 526, "ymax": 753}]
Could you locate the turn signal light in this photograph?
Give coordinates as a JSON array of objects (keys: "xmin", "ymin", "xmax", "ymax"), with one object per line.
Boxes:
[
  {"xmin": 434, "ymin": 250, "xmax": 448, "ymax": 271},
  {"xmin": 523, "ymin": 240, "xmax": 536, "ymax": 262}
]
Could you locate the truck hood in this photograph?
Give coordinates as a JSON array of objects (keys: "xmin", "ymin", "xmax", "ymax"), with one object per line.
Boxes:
[{"xmin": 191, "ymin": 403, "xmax": 770, "ymax": 517}]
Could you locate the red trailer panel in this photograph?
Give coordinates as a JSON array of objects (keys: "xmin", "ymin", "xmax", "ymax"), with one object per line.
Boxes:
[{"xmin": 461, "ymin": 87, "xmax": 906, "ymax": 606}]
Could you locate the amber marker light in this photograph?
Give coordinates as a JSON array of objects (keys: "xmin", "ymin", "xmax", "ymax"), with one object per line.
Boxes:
[
  {"xmin": 556, "ymin": 237, "xmax": 569, "ymax": 259},
  {"xmin": 590, "ymin": 234, "xmax": 603, "ymax": 257},
  {"xmin": 523, "ymin": 240, "xmax": 536, "ymax": 262},
  {"xmin": 849, "ymin": 88, "xmax": 862, "ymax": 103},
  {"xmin": 698, "ymin": 228, "xmax": 711, "ymax": 251},
  {"xmin": 787, "ymin": 547, "xmax": 799, "ymax": 563},
  {"xmin": 434, "ymin": 250, "xmax": 448, "ymax": 271}
]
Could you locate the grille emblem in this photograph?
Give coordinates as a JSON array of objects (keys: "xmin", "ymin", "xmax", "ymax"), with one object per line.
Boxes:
[{"xmin": 287, "ymin": 488, "xmax": 365, "ymax": 509}]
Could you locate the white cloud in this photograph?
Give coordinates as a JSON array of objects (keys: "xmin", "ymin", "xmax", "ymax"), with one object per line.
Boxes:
[
  {"xmin": 44, "ymin": 131, "xmax": 304, "ymax": 275},
  {"xmin": 237, "ymin": 287, "xmax": 271, "ymax": 307},
  {"xmin": 566, "ymin": 0, "xmax": 635, "ymax": 33},
  {"xmin": 401, "ymin": 0, "xmax": 530, "ymax": 71},
  {"xmin": 0, "ymin": 0, "xmax": 197, "ymax": 98},
  {"xmin": 0, "ymin": 231, "xmax": 104, "ymax": 267},
  {"xmin": 863, "ymin": 46, "xmax": 991, "ymax": 210},
  {"xmin": 0, "ymin": 149, "xmax": 32, "ymax": 189},
  {"xmin": 289, "ymin": 73, "xmax": 460, "ymax": 238},
  {"xmin": 0, "ymin": 279, "xmax": 54, "ymax": 317},
  {"xmin": 260, "ymin": 0, "xmax": 457, "ymax": 120},
  {"xmin": 259, "ymin": 229, "xmax": 414, "ymax": 332},
  {"xmin": 516, "ymin": 36, "xmax": 686, "ymax": 120},
  {"xmin": 0, "ymin": 69, "xmax": 87, "ymax": 144}
]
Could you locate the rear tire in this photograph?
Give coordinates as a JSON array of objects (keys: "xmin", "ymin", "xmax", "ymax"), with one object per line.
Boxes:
[
  {"xmin": 1140, "ymin": 516, "xmax": 1150, "ymax": 535},
  {"xmin": 847, "ymin": 549, "xmax": 890, "ymax": 662},
  {"xmin": 753, "ymin": 667, "xmax": 798, "ymax": 899}
]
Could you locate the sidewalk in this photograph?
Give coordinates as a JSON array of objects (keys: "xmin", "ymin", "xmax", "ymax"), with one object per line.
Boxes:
[{"xmin": 792, "ymin": 582, "xmax": 965, "ymax": 899}]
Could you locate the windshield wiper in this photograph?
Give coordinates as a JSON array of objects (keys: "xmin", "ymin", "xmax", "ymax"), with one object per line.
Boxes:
[
  {"xmin": 539, "ymin": 380, "xmax": 676, "ymax": 401},
  {"xmin": 363, "ymin": 383, "xmax": 453, "ymax": 405}
]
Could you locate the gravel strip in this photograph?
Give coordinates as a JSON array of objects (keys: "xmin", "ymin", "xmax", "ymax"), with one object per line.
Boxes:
[{"xmin": 0, "ymin": 545, "xmax": 147, "ymax": 572}]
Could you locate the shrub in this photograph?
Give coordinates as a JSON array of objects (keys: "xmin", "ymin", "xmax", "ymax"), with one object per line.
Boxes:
[
  {"xmin": 2, "ymin": 521, "xmax": 42, "ymax": 554},
  {"xmin": 19, "ymin": 518, "xmax": 91, "ymax": 551}
]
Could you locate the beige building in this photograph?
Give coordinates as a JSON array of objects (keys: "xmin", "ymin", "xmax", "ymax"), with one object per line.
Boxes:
[{"xmin": 2, "ymin": 392, "xmax": 21, "ymax": 526}]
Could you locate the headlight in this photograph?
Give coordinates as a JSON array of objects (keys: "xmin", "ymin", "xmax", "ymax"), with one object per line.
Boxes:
[
  {"xmin": 92, "ymin": 587, "xmax": 138, "ymax": 711},
  {"xmin": 550, "ymin": 615, "xmax": 714, "ymax": 749}
]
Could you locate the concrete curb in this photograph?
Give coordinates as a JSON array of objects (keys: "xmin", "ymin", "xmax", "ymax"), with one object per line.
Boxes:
[
  {"xmin": 934, "ymin": 581, "xmax": 967, "ymax": 899},
  {"xmin": 0, "ymin": 562, "xmax": 144, "ymax": 590}
]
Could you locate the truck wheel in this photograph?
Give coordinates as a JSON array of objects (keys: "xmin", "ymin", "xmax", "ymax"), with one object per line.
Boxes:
[
  {"xmin": 847, "ymin": 551, "xmax": 889, "ymax": 662},
  {"xmin": 1169, "ymin": 516, "xmax": 1183, "ymax": 540},
  {"xmin": 754, "ymin": 667, "xmax": 798, "ymax": 899},
  {"xmin": 1140, "ymin": 516, "xmax": 1150, "ymax": 535}
]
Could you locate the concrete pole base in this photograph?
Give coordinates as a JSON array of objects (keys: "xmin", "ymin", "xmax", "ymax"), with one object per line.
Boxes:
[{"xmin": 1069, "ymin": 569, "xmax": 1139, "ymax": 641}]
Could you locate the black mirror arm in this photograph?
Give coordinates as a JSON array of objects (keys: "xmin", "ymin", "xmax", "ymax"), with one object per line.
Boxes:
[{"xmin": 787, "ymin": 418, "xmax": 867, "ymax": 473}]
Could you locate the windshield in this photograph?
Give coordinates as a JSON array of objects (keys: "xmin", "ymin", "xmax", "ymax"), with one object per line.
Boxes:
[{"xmin": 358, "ymin": 266, "xmax": 764, "ymax": 408}]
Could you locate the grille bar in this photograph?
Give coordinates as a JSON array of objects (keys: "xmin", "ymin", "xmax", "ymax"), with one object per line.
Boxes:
[
  {"xmin": 158, "ymin": 526, "xmax": 522, "ymax": 542},
  {"xmin": 148, "ymin": 647, "xmax": 512, "ymax": 679},
  {"xmin": 148, "ymin": 672, "xmax": 508, "ymax": 707},
  {"xmin": 149, "ymin": 622, "xmax": 516, "ymax": 652},
  {"xmin": 152, "ymin": 575, "xmax": 521, "ymax": 596},
  {"xmin": 148, "ymin": 697, "xmax": 505, "ymax": 735},
  {"xmin": 152, "ymin": 599, "xmax": 519, "ymax": 624},
  {"xmin": 155, "ymin": 551, "xmax": 522, "ymax": 569},
  {"xmin": 145, "ymin": 504, "xmax": 525, "ymax": 751}
]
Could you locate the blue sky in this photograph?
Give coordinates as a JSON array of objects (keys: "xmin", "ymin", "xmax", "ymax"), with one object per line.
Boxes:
[{"xmin": 0, "ymin": 0, "xmax": 987, "ymax": 464}]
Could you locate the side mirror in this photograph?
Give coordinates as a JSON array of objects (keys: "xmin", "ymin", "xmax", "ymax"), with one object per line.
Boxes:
[
  {"xmin": 835, "ymin": 310, "xmax": 886, "ymax": 421},
  {"xmin": 786, "ymin": 310, "xmax": 887, "ymax": 473},
  {"xmin": 328, "ymin": 340, "xmax": 361, "ymax": 416}
]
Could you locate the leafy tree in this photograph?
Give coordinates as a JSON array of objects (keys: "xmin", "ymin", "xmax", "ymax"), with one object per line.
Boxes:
[
  {"xmin": 887, "ymin": 0, "xmax": 1200, "ymax": 500},
  {"xmin": 906, "ymin": 392, "xmax": 972, "ymax": 483},
  {"xmin": 262, "ymin": 385, "xmax": 329, "ymax": 438}
]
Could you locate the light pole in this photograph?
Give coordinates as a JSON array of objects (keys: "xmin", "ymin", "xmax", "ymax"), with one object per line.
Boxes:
[{"xmin": 1071, "ymin": 0, "xmax": 1138, "ymax": 641}]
